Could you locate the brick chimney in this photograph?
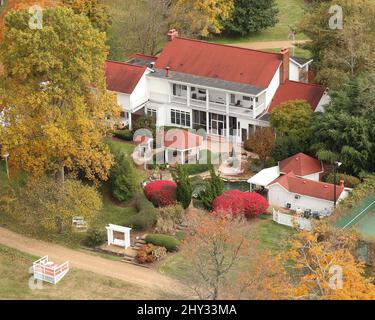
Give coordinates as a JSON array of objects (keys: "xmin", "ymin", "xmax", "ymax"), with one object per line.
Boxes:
[
  {"xmin": 340, "ymin": 180, "xmax": 345, "ymax": 188},
  {"xmin": 280, "ymin": 48, "xmax": 290, "ymax": 83},
  {"xmin": 165, "ymin": 66, "xmax": 170, "ymax": 77},
  {"xmin": 167, "ymin": 29, "xmax": 179, "ymax": 41}
]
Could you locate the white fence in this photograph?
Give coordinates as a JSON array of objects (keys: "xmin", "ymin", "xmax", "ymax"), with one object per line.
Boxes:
[{"xmin": 272, "ymin": 209, "xmax": 312, "ymax": 231}]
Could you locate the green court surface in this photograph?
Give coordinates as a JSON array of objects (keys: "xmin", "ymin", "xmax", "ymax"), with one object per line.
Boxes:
[{"xmin": 336, "ymin": 193, "xmax": 375, "ymax": 239}]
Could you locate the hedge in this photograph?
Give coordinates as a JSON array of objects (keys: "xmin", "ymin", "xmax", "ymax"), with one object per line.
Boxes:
[
  {"xmin": 127, "ymin": 194, "xmax": 157, "ymax": 230},
  {"xmin": 145, "ymin": 234, "xmax": 180, "ymax": 252},
  {"xmin": 113, "ymin": 130, "xmax": 133, "ymax": 141}
]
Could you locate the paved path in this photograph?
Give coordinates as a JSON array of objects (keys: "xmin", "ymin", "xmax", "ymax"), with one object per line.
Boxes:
[
  {"xmin": 0, "ymin": 227, "xmax": 186, "ymax": 296},
  {"xmin": 230, "ymin": 40, "xmax": 310, "ymax": 50}
]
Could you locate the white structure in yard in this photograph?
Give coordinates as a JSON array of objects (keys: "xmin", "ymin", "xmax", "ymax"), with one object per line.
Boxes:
[
  {"xmin": 32, "ymin": 256, "xmax": 70, "ymax": 285},
  {"xmin": 105, "ymin": 30, "xmax": 329, "ymax": 142},
  {"xmin": 106, "ymin": 224, "xmax": 132, "ymax": 249},
  {"xmin": 272, "ymin": 209, "xmax": 312, "ymax": 231}
]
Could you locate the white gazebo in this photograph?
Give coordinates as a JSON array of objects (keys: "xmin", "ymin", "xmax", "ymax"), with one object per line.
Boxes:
[
  {"xmin": 247, "ymin": 166, "xmax": 280, "ymax": 191},
  {"xmin": 105, "ymin": 224, "xmax": 132, "ymax": 249}
]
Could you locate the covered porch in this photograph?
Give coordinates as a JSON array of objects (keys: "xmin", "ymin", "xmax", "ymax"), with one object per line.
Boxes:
[{"xmin": 247, "ymin": 166, "xmax": 280, "ymax": 192}]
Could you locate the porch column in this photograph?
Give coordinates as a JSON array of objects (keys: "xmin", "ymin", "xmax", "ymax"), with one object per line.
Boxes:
[
  {"xmin": 165, "ymin": 148, "xmax": 168, "ymax": 163},
  {"xmin": 253, "ymin": 98, "xmax": 256, "ymax": 119},
  {"xmin": 128, "ymin": 112, "xmax": 132, "ymax": 131},
  {"xmin": 187, "ymin": 86, "xmax": 191, "ymax": 107},
  {"xmin": 226, "ymin": 93, "xmax": 230, "ymax": 138},
  {"xmin": 180, "ymin": 151, "xmax": 184, "ymax": 164},
  {"xmin": 206, "ymin": 90, "xmax": 210, "ymax": 135}
]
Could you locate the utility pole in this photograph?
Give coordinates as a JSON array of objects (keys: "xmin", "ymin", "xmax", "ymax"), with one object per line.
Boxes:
[{"xmin": 333, "ymin": 161, "xmax": 342, "ymax": 208}]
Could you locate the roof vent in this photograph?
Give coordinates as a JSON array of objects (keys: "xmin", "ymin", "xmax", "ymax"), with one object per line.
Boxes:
[
  {"xmin": 324, "ymin": 185, "xmax": 328, "ymax": 188},
  {"xmin": 303, "ymin": 180, "xmax": 306, "ymax": 184},
  {"xmin": 165, "ymin": 66, "xmax": 170, "ymax": 77},
  {"xmin": 295, "ymin": 157, "xmax": 299, "ymax": 161}
]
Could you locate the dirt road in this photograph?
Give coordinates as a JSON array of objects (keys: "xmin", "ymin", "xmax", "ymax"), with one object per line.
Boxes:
[
  {"xmin": 0, "ymin": 227, "xmax": 186, "ymax": 297},
  {"xmin": 230, "ymin": 40, "xmax": 310, "ymax": 50}
]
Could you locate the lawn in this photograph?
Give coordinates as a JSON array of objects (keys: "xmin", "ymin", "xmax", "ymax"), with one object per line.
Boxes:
[
  {"xmin": 0, "ymin": 139, "xmax": 146, "ymax": 248},
  {"xmin": 159, "ymin": 214, "xmax": 294, "ymax": 279},
  {"xmin": 0, "ymin": 244, "xmax": 176, "ymax": 300},
  {"xmin": 213, "ymin": 0, "xmax": 308, "ymax": 44}
]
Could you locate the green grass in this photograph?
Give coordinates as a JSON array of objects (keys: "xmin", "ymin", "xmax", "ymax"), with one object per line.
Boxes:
[
  {"xmin": 212, "ymin": 0, "xmax": 307, "ymax": 44},
  {"xmin": 263, "ymin": 47, "xmax": 312, "ymax": 59},
  {"xmin": 0, "ymin": 244, "xmax": 177, "ymax": 300}
]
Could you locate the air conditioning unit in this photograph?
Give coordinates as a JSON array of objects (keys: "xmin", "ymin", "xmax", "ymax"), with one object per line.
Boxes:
[
  {"xmin": 286, "ymin": 203, "xmax": 291, "ymax": 209},
  {"xmin": 295, "ymin": 194, "xmax": 301, "ymax": 199}
]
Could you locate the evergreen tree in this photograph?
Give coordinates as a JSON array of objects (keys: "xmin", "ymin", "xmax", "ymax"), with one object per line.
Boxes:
[
  {"xmin": 224, "ymin": 0, "xmax": 279, "ymax": 36},
  {"xmin": 172, "ymin": 164, "xmax": 193, "ymax": 209},
  {"xmin": 200, "ymin": 165, "xmax": 224, "ymax": 210},
  {"xmin": 110, "ymin": 151, "xmax": 140, "ymax": 202}
]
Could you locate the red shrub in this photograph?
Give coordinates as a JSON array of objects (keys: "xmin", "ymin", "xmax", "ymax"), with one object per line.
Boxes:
[
  {"xmin": 144, "ymin": 180, "xmax": 177, "ymax": 207},
  {"xmin": 212, "ymin": 190, "xmax": 268, "ymax": 218}
]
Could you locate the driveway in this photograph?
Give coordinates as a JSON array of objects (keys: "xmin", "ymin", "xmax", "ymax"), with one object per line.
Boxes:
[{"xmin": 0, "ymin": 227, "xmax": 186, "ymax": 296}]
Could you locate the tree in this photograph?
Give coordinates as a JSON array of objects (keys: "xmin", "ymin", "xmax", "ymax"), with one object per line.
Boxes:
[
  {"xmin": 179, "ymin": 211, "xmax": 249, "ymax": 300},
  {"xmin": 245, "ymin": 127, "xmax": 275, "ymax": 168},
  {"xmin": 12, "ymin": 176, "xmax": 102, "ymax": 233},
  {"xmin": 199, "ymin": 165, "xmax": 224, "ymax": 210},
  {"xmin": 282, "ymin": 223, "xmax": 375, "ymax": 300},
  {"xmin": 300, "ymin": 0, "xmax": 375, "ymax": 88},
  {"xmin": 62, "ymin": 0, "xmax": 111, "ymax": 32},
  {"xmin": 272, "ymin": 135, "xmax": 304, "ymax": 162},
  {"xmin": 170, "ymin": 0, "xmax": 234, "ymax": 37},
  {"xmin": 110, "ymin": 151, "xmax": 140, "ymax": 202},
  {"xmin": 224, "ymin": 0, "xmax": 279, "ymax": 36},
  {"xmin": 172, "ymin": 164, "xmax": 192, "ymax": 209},
  {"xmin": 270, "ymin": 100, "xmax": 313, "ymax": 143},
  {"xmin": 0, "ymin": 7, "xmax": 119, "ymax": 184},
  {"xmin": 310, "ymin": 111, "xmax": 372, "ymax": 175}
]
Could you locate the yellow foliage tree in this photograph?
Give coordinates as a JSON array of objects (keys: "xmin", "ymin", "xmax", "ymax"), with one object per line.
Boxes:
[
  {"xmin": 283, "ymin": 222, "xmax": 375, "ymax": 300},
  {"xmin": 170, "ymin": 0, "xmax": 234, "ymax": 37},
  {"xmin": 0, "ymin": 7, "xmax": 119, "ymax": 184}
]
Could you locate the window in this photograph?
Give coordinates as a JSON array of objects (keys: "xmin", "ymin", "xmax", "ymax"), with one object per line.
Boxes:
[
  {"xmin": 147, "ymin": 108, "xmax": 157, "ymax": 119},
  {"xmin": 172, "ymin": 84, "xmax": 187, "ymax": 97},
  {"xmin": 243, "ymin": 96, "xmax": 251, "ymax": 101},
  {"xmin": 230, "ymin": 94, "xmax": 236, "ymax": 105},
  {"xmin": 171, "ymin": 109, "xmax": 191, "ymax": 127},
  {"xmin": 120, "ymin": 111, "xmax": 126, "ymax": 118},
  {"xmin": 193, "ymin": 110, "xmax": 207, "ymax": 130}
]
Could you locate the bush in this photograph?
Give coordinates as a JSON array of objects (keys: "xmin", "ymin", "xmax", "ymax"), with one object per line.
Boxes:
[
  {"xmin": 113, "ymin": 130, "xmax": 133, "ymax": 141},
  {"xmin": 212, "ymin": 190, "xmax": 268, "ymax": 218},
  {"xmin": 110, "ymin": 151, "xmax": 140, "ymax": 202},
  {"xmin": 136, "ymin": 244, "xmax": 167, "ymax": 264},
  {"xmin": 144, "ymin": 180, "xmax": 177, "ymax": 207},
  {"xmin": 172, "ymin": 165, "xmax": 192, "ymax": 209},
  {"xmin": 323, "ymin": 173, "xmax": 361, "ymax": 189},
  {"xmin": 145, "ymin": 234, "xmax": 180, "ymax": 252},
  {"xmin": 127, "ymin": 194, "xmax": 157, "ymax": 230},
  {"xmin": 155, "ymin": 204, "xmax": 184, "ymax": 235},
  {"xmin": 83, "ymin": 227, "xmax": 106, "ymax": 248}
]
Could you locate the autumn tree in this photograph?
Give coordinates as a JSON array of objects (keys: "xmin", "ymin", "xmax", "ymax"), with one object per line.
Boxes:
[
  {"xmin": 11, "ymin": 176, "xmax": 102, "ymax": 233},
  {"xmin": 0, "ymin": 7, "xmax": 119, "ymax": 183},
  {"xmin": 283, "ymin": 222, "xmax": 375, "ymax": 300},
  {"xmin": 62, "ymin": 0, "xmax": 111, "ymax": 32},
  {"xmin": 179, "ymin": 211, "xmax": 249, "ymax": 299},
  {"xmin": 245, "ymin": 127, "xmax": 275, "ymax": 168},
  {"xmin": 300, "ymin": 0, "xmax": 375, "ymax": 88},
  {"xmin": 170, "ymin": 0, "xmax": 234, "ymax": 37}
]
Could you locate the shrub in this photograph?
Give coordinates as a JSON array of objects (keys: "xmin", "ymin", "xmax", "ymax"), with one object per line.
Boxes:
[
  {"xmin": 113, "ymin": 130, "xmax": 133, "ymax": 141},
  {"xmin": 172, "ymin": 164, "xmax": 192, "ymax": 209},
  {"xmin": 155, "ymin": 204, "xmax": 184, "ymax": 235},
  {"xmin": 144, "ymin": 180, "xmax": 177, "ymax": 207},
  {"xmin": 83, "ymin": 227, "xmax": 106, "ymax": 248},
  {"xmin": 200, "ymin": 165, "xmax": 224, "ymax": 210},
  {"xmin": 212, "ymin": 190, "xmax": 268, "ymax": 218},
  {"xmin": 136, "ymin": 244, "xmax": 167, "ymax": 264},
  {"xmin": 127, "ymin": 194, "xmax": 157, "ymax": 230},
  {"xmin": 110, "ymin": 151, "xmax": 140, "ymax": 202},
  {"xmin": 323, "ymin": 173, "xmax": 361, "ymax": 189},
  {"xmin": 145, "ymin": 234, "xmax": 180, "ymax": 252}
]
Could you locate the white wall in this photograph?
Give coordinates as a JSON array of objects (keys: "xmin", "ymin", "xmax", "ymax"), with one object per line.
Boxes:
[
  {"xmin": 315, "ymin": 91, "xmax": 331, "ymax": 112},
  {"xmin": 148, "ymin": 76, "xmax": 171, "ymax": 103},
  {"xmin": 130, "ymin": 71, "xmax": 150, "ymax": 110},
  {"xmin": 265, "ymin": 65, "xmax": 281, "ymax": 108},
  {"xmin": 268, "ymin": 184, "xmax": 336, "ymax": 213},
  {"xmin": 301, "ymin": 172, "xmax": 321, "ymax": 182},
  {"xmin": 289, "ymin": 62, "xmax": 300, "ymax": 82},
  {"xmin": 116, "ymin": 93, "xmax": 131, "ymax": 111}
]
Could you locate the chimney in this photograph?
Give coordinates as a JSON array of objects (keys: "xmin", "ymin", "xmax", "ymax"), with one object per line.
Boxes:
[
  {"xmin": 340, "ymin": 180, "xmax": 345, "ymax": 188},
  {"xmin": 280, "ymin": 48, "xmax": 290, "ymax": 84},
  {"xmin": 165, "ymin": 66, "xmax": 170, "ymax": 77},
  {"xmin": 167, "ymin": 29, "xmax": 179, "ymax": 41}
]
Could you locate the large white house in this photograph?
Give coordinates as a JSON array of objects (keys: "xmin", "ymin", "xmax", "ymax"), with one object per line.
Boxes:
[{"xmin": 105, "ymin": 29, "xmax": 329, "ymax": 142}]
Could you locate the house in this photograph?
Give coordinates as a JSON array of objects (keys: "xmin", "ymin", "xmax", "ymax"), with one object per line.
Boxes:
[
  {"xmin": 105, "ymin": 29, "xmax": 329, "ymax": 142},
  {"xmin": 248, "ymin": 153, "xmax": 349, "ymax": 215}
]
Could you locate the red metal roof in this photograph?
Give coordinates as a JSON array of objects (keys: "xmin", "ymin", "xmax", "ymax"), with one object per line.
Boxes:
[
  {"xmin": 154, "ymin": 37, "xmax": 282, "ymax": 88},
  {"xmin": 269, "ymin": 80, "xmax": 326, "ymax": 112},
  {"xmin": 164, "ymin": 129, "xmax": 203, "ymax": 150},
  {"xmin": 105, "ymin": 61, "xmax": 146, "ymax": 94},
  {"xmin": 279, "ymin": 152, "xmax": 323, "ymax": 177},
  {"xmin": 268, "ymin": 172, "xmax": 344, "ymax": 202}
]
